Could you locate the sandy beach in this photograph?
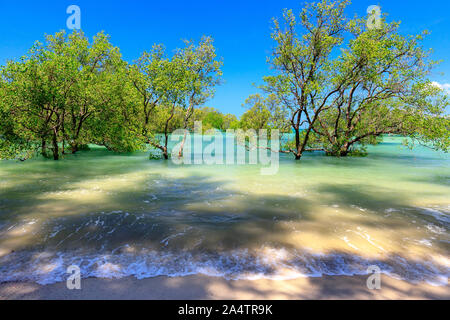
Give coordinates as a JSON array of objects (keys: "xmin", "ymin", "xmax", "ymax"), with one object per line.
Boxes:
[{"xmin": 0, "ymin": 274, "xmax": 448, "ymax": 300}]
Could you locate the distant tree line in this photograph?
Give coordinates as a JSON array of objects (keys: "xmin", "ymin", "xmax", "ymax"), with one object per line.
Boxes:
[{"xmin": 0, "ymin": 0, "xmax": 448, "ymax": 161}]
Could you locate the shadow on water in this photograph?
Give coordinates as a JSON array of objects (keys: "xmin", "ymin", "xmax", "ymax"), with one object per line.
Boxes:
[
  {"xmin": 0, "ymin": 172, "xmax": 316, "ymax": 251},
  {"xmin": 407, "ymin": 174, "xmax": 450, "ymax": 188},
  {"xmin": 0, "ymin": 146, "xmax": 449, "ymax": 287}
]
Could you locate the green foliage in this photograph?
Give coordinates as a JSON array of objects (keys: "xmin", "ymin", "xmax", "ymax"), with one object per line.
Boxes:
[
  {"xmin": 191, "ymin": 107, "xmax": 237, "ymax": 132},
  {"xmin": 261, "ymin": 0, "xmax": 351, "ymax": 158},
  {"xmin": 130, "ymin": 37, "xmax": 223, "ymax": 158},
  {"xmin": 313, "ymin": 17, "xmax": 449, "ymax": 156},
  {"xmin": 258, "ymin": 0, "xmax": 449, "ymax": 158},
  {"xmin": 239, "ymin": 94, "xmax": 290, "ymax": 132},
  {"xmin": 0, "ymin": 30, "xmax": 141, "ymax": 160},
  {"xmin": 176, "ymin": 36, "xmax": 223, "ymax": 110}
]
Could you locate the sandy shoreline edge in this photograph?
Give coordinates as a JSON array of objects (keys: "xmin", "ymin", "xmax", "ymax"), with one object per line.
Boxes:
[{"xmin": 1, "ymin": 274, "xmax": 448, "ymax": 300}]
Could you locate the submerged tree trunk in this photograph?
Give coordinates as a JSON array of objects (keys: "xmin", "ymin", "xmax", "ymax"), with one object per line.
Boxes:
[
  {"xmin": 294, "ymin": 127, "xmax": 302, "ymax": 160},
  {"xmin": 70, "ymin": 142, "xmax": 78, "ymax": 154},
  {"xmin": 151, "ymin": 141, "xmax": 169, "ymax": 160},
  {"xmin": 69, "ymin": 109, "xmax": 90, "ymax": 155},
  {"xmin": 162, "ymin": 148, "xmax": 169, "ymax": 160},
  {"xmin": 295, "ymin": 126, "xmax": 315, "ymax": 160},
  {"xmin": 339, "ymin": 142, "xmax": 350, "ymax": 157},
  {"xmin": 52, "ymin": 131, "xmax": 59, "ymax": 160},
  {"xmin": 61, "ymin": 113, "xmax": 66, "ymax": 154},
  {"xmin": 41, "ymin": 138, "xmax": 47, "ymax": 157},
  {"xmin": 162, "ymin": 104, "xmax": 176, "ymax": 160},
  {"xmin": 178, "ymin": 129, "xmax": 189, "ymax": 158},
  {"xmin": 149, "ymin": 104, "xmax": 175, "ymax": 160},
  {"xmin": 162, "ymin": 133, "xmax": 169, "ymax": 160},
  {"xmin": 178, "ymin": 102, "xmax": 194, "ymax": 158}
]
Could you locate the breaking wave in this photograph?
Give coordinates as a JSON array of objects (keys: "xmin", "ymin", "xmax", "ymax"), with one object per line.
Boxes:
[{"xmin": 0, "ymin": 246, "xmax": 448, "ymax": 286}]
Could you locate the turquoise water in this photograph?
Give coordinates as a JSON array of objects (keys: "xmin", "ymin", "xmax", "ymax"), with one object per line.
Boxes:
[{"xmin": 0, "ymin": 136, "xmax": 448, "ymax": 285}]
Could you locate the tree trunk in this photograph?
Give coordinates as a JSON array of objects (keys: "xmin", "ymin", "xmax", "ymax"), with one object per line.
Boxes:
[
  {"xmin": 178, "ymin": 103, "xmax": 194, "ymax": 158},
  {"xmin": 294, "ymin": 127, "xmax": 301, "ymax": 160},
  {"xmin": 295, "ymin": 126, "xmax": 313, "ymax": 161},
  {"xmin": 162, "ymin": 148, "xmax": 169, "ymax": 160},
  {"xmin": 71, "ymin": 142, "xmax": 78, "ymax": 154},
  {"xmin": 339, "ymin": 142, "xmax": 350, "ymax": 157},
  {"xmin": 41, "ymin": 139, "xmax": 47, "ymax": 157},
  {"xmin": 52, "ymin": 132, "xmax": 59, "ymax": 160},
  {"xmin": 163, "ymin": 134, "xmax": 169, "ymax": 160},
  {"xmin": 178, "ymin": 129, "xmax": 188, "ymax": 158},
  {"xmin": 161, "ymin": 104, "xmax": 175, "ymax": 160},
  {"xmin": 61, "ymin": 113, "xmax": 66, "ymax": 154}
]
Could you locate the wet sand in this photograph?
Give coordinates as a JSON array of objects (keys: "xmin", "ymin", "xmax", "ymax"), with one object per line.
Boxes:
[{"xmin": 0, "ymin": 274, "xmax": 448, "ymax": 300}]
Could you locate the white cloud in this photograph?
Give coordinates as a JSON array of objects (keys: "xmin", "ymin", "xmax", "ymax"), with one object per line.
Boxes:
[{"xmin": 431, "ymin": 81, "xmax": 450, "ymax": 93}]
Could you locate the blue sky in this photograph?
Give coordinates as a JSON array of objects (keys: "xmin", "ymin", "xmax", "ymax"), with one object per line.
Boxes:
[{"xmin": 1, "ymin": 0, "xmax": 449, "ymax": 116}]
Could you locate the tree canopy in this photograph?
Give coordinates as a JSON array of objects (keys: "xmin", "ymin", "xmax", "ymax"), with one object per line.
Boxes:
[{"xmin": 256, "ymin": 0, "xmax": 449, "ymax": 159}]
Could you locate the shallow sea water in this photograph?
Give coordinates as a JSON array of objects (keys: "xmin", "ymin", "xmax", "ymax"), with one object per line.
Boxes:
[{"xmin": 0, "ymin": 136, "xmax": 448, "ymax": 285}]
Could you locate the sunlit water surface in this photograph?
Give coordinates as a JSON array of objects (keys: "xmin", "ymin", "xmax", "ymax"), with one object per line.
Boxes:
[{"xmin": 0, "ymin": 136, "xmax": 449, "ymax": 285}]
